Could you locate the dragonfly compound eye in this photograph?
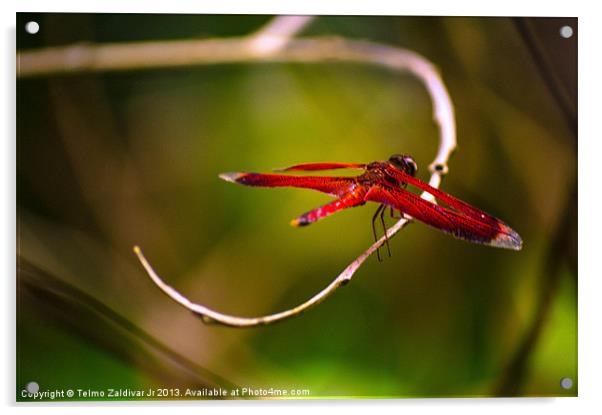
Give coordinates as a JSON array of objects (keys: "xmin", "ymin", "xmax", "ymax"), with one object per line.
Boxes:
[
  {"xmin": 389, "ymin": 154, "xmax": 417, "ymax": 176},
  {"xmin": 402, "ymin": 155, "xmax": 418, "ymax": 176},
  {"xmin": 388, "ymin": 154, "xmax": 404, "ymax": 167}
]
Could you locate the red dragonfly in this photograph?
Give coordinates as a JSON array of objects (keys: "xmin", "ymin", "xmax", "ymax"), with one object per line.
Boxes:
[{"xmin": 219, "ymin": 154, "xmax": 522, "ymax": 259}]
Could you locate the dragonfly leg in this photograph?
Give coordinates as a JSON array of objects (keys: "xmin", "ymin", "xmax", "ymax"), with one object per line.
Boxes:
[
  {"xmin": 380, "ymin": 205, "xmax": 392, "ymax": 258},
  {"xmin": 371, "ymin": 204, "xmax": 385, "ymax": 262},
  {"xmin": 389, "ymin": 206, "xmax": 402, "ymax": 219}
]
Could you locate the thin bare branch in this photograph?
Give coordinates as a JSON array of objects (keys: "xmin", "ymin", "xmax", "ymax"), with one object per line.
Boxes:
[
  {"xmin": 128, "ymin": 38, "xmax": 454, "ymax": 327},
  {"xmin": 18, "ymin": 37, "xmax": 457, "ymax": 181},
  {"xmin": 17, "ymin": 22, "xmax": 456, "ymax": 326},
  {"xmin": 133, "ymin": 218, "xmax": 412, "ymax": 328},
  {"xmin": 131, "ymin": 39, "xmax": 454, "ymax": 326}
]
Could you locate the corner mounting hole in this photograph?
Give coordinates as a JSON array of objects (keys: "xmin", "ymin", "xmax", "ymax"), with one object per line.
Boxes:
[
  {"xmin": 560, "ymin": 377, "xmax": 573, "ymax": 390},
  {"xmin": 25, "ymin": 21, "xmax": 40, "ymax": 34},
  {"xmin": 560, "ymin": 25, "xmax": 573, "ymax": 39},
  {"xmin": 26, "ymin": 381, "xmax": 39, "ymax": 394}
]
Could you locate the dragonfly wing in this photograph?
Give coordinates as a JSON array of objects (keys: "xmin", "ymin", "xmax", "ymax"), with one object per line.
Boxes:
[
  {"xmin": 364, "ymin": 184, "xmax": 522, "ymax": 250},
  {"xmin": 393, "ymin": 169, "xmax": 509, "ymax": 226},
  {"xmin": 291, "ymin": 188, "xmax": 367, "ymax": 226},
  {"xmin": 275, "ymin": 162, "xmax": 366, "ymax": 172},
  {"xmin": 219, "ymin": 172, "xmax": 356, "ymax": 197}
]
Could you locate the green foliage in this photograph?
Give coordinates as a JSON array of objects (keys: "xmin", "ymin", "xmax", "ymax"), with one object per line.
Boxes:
[{"xmin": 17, "ymin": 14, "xmax": 576, "ymax": 399}]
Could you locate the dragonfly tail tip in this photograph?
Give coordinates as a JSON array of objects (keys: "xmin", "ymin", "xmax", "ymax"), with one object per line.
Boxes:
[
  {"xmin": 219, "ymin": 172, "xmax": 243, "ymax": 183},
  {"xmin": 290, "ymin": 217, "xmax": 310, "ymax": 227}
]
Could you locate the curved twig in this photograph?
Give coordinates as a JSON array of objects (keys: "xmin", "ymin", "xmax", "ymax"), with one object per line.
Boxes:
[
  {"xmin": 130, "ymin": 38, "xmax": 454, "ymax": 326},
  {"xmin": 18, "ymin": 19, "xmax": 457, "ymax": 327},
  {"xmin": 18, "ymin": 34, "xmax": 457, "ymax": 175},
  {"xmin": 131, "ymin": 40, "xmax": 454, "ymax": 327},
  {"xmin": 133, "ymin": 218, "xmax": 412, "ymax": 327}
]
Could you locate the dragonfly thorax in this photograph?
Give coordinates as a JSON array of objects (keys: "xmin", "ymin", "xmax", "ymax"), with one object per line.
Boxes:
[
  {"xmin": 363, "ymin": 161, "xmax": 402, "ymax": 187},
  {"xmin": 363, "ymin": 155, "xmax": 417, "ymax": 187}
]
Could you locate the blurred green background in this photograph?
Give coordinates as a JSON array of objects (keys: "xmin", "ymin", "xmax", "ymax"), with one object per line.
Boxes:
[{"xmin": 16, "ymin": 14, "xmax": 577, "ymax": 399}]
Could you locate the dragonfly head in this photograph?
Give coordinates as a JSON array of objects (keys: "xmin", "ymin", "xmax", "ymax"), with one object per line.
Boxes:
[{"xmin": 388, "ymin": 154, "xmax": 417, "ymax": 177}]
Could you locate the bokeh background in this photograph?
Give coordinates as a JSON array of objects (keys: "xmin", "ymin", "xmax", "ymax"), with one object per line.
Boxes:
[{"xmin": 16, "ymin": 14, "xmax": 577, "ymax": 399}]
